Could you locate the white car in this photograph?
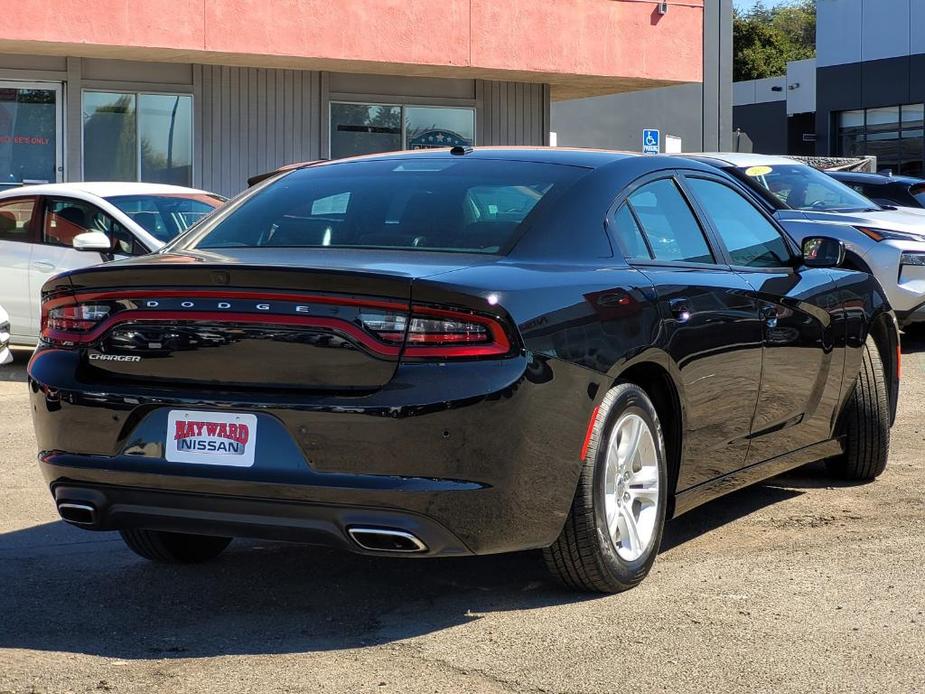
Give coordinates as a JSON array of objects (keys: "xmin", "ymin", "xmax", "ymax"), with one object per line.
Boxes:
[
  {"xmin": 684, "ymin": 154, "xmax": 925, "ymax": 330},
  {"xmin": 0, "ymin": 182, "xmax": 224, "ymax": 346},
  {"xmin": 0, "ymin": 305, "xmax": 11, "ymax": 365}
]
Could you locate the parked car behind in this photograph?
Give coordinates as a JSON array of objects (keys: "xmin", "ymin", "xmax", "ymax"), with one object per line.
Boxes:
[
  {"xmin": 0, "ymin": 182, "xmax": 224, "ymax": 346},
  {"xmin": 0, "ymin": 305, "xmax": 11, "ymax": 365},
  {"xmin": 30, "ymin": 148, "xmax": 899, "ymax": 594},
  {"xmin": 683, "ymin": 154, "xmax": 925, "ymax": 330},
  {"xmin": 828, "ymin": 171, "xmax": 925, "ymax": 210}
]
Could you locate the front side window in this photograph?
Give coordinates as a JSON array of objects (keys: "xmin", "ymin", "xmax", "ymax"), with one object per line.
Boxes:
[
  {"xmin": 83, "ymin": 91, "xmax": 193, "ymax": 185},
  {"xmin": 0, "ymin": 198, "xmax": 35, "ymax": 241},
  {"xmin": 624, "ymin": 179, "xmax": 714, "ymax": 264},
  {"xmin": 686, "ymin": 178, "xmax": 791, "ymax": 268},
  {"xmin": 43, "ymin": 198, "xmax": 114, "ymax": 248},
  {"xmin": 106, "ymin": 194, "xmax": 222, "ymax": 243},
  {"xmin": 735, "ymin": 163, "xmax": 876, "ymax": 212},
  {"xmin": 184, "ymin": 159, "xmax": 584, "ymax": 254}
]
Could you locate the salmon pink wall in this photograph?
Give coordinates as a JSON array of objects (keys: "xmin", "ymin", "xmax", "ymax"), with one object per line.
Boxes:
[{"xmin": 0, "ymin": 0, "xmax": 703, "ymax": 91}]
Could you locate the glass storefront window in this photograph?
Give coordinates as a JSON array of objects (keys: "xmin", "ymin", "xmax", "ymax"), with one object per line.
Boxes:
[
  {"xmin": 330, "ymin": 104, "xmax": 401, "ymax": 160},
  {"xmin": 836, "ymin": 104, "xmax": 925, "ymax": 175},
  {"xmin": 330, "ymin": 103, "xmax": 475, "ymax": 159},
  {"xmin": 405, "ymin": 106, "xmax": 474, "ymax": 150},
  {"xmin": 83, "ymin": 91, "xmax": 192, "ymax": 185},
  {"xmin": 0, "ymin": 84, "xmax": 59, "ymax": 188},
  {"xmin": 139, "ymin": 94, "xmax": 193, "ymax": 185},
  {"xmin": 83, "ymin": 92, "xmax": 137, "ymax": 181}
]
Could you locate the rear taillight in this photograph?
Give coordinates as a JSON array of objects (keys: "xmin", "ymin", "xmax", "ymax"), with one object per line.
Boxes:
[
  {"xmin": 361, "ymin": 306, "xmax": 512, "ymax": 359},
  {"xmin": 41, "ymin": 297, "xmax": 111, "ymax": 346}
]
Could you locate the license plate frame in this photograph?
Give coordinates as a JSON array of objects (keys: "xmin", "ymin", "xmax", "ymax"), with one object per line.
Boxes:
[{"xmin": 165, "ymin": 410, "xmax": 258, "ymax": 467}]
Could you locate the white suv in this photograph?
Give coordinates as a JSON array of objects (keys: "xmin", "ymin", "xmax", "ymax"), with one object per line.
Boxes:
[{"xmin": 0, "ymin": 182, "xmax": 223, "ymax": 346}]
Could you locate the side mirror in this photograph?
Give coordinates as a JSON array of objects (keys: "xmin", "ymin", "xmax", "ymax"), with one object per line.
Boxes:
[
  {"xmin": 802, "ymin": 236, "xmax": 845, "ymax": 268},
  {"xmin": 72, "ymin": 230, "xmax": 112, "ymax": 252}
]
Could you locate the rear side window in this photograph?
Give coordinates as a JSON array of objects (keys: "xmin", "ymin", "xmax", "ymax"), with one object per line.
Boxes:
[
  {"xmin": 912, "ymin": 184, "xmax": 925, "ymax": 207},
  {"xmin": 611, "ymin": 203, "xmax": 650, "ymax": 259},
  {"xmin": 686, "ymin": 178, "xmax": 791, "ymax": 268},
  {"xmin": 0, "ymin": 198, "xmax": 35, "ymax": 241},
  {"xmin": 191, "ymin": 159, "xmax": 585, "ymax": 254},
  {"xmin": 624, "ymin": 179, "xmax": 713, "ymax": 263}
]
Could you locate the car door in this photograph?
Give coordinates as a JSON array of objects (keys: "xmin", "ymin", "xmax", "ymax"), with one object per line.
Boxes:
[
  {"xmin": 681, "ymin": 173, "xmax": 846, "ymax": 466},
  {"xmin": 609, "ymin": 174, "xmax": 764, "ymax": 490},
  {"xmin": 0, "ymin": 196, "xmax": 40, "ymax": 342},
  {"xmin": 29, "ymin": 196, "xmax": 135, "ymax": 333}
]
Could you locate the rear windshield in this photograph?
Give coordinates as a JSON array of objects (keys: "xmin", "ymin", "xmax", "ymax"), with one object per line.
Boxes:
[
  {"xmin": 107, "ymin": 194, "xmax": 224, "ymax": 243},
  {"xmin": 190, "ymin": 159, "xmax": 585, "ymax": 254},
  {"xmin": 734, "ymin": 164, "xmax": 878, "ymax": 213}
]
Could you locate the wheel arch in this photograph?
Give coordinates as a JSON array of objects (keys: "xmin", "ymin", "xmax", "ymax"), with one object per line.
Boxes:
[{"xmin": 610, "ymin": 352, "xmax": 685, "ymax": 518}]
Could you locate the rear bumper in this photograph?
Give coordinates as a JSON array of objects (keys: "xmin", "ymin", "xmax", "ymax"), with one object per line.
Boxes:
[
  {"xmin": 50, "ymin": 481, "xmax": 471, "ymax": 556},
  {"xmin": 30, "ymin": 348, "xmax": 600, "ymax": 556}
]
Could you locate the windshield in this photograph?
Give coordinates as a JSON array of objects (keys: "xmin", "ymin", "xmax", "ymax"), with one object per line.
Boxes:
[
  {"xmin": 106, "ymin": 193, "xmax": 224, "ymax": 242},
  {"xmin": 187, "ymin": 159, "xmax": 585, "ymax": 254},
  {"xmin": 735, "ymin": 164, "xmax": 878, "ymax": 212}
]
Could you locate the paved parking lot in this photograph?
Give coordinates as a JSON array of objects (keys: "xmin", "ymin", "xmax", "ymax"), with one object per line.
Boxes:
[{"xmin": 1, "ymin": 341, "xmax": 924, "ymax": 694}]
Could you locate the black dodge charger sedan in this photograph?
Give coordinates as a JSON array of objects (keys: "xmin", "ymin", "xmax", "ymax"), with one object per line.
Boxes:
[{"xmin": 29, "ymin": 148, "xmax": 899, "ymax": 593}]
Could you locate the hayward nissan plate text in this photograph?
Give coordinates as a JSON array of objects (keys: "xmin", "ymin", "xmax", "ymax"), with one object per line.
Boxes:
[{"xmin": 28, "ymin": 148, "xmax": 898, "ymax": 593}]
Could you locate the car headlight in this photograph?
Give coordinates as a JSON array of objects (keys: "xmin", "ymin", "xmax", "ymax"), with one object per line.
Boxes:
[
  {"xmin": 900, "ymin": 252, "xmax": 925, "ymax": 266},
  {"xmin": 856, "ymin": 226, "xmax": 925, "ymax": 242}
]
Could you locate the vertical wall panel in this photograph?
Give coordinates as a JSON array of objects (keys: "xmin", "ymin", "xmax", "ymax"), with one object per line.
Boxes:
[
  {"xmin": 477, "ymin": 80, "xmax": 548, "ymax": 146},
  {"xmin": 196, "ymin": 65, "xmax": 322, "ymax": 196}
]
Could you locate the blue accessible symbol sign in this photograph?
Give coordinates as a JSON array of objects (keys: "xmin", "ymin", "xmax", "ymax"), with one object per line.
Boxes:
[{"xmin": 642, "ymin": 129, "xmax": 660, "ymax": 155}]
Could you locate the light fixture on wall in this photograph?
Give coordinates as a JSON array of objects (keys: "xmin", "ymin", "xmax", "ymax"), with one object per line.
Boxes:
[
  {"xmin": 788, "ymin": 83, "xmax": 801, "ymax": 90},
  {"xmin": 657, "ymin": 1, "xmax": 668, "ymax": 14}
]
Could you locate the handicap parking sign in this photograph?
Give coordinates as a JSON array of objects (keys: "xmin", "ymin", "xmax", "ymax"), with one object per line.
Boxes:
[{"xmin": 643, "ymin": 129, "xmax": 660, "ymax": 155}]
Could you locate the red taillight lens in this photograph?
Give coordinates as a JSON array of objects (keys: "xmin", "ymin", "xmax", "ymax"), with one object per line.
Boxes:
[
  {"xmin": 361, "ymin": 306, "xmax": 512, "ymax": 359},
  {"xmin": 41, "ymin": 298, "xmax": 111, "ymax": 346}
]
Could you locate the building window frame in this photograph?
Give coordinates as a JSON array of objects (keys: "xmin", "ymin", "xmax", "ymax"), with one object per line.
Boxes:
[
  {"xmin": 80, "ymin": 88, "xmax": 195, "ymax": 185},
  {"xmin": 328, "ymin": 100, "xmax": 477, "ymax": 160}
]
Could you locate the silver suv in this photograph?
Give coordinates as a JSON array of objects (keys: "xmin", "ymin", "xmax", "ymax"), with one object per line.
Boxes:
[{"xmin": 685, "ymin": 153, "xmax": 925, "ymax": 330}]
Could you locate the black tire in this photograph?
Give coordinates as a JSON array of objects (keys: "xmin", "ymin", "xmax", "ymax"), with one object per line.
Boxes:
[
  {"xmin": 543, "ymin": 383, "xmax": 668, "ymax": 593},
  {"xmin": 119, "ymin": 528, "xmax": 232, "ymax": 563},
  {"xmin": 826, "ymin": 336, "xmax": 890, "ymax": 481}
]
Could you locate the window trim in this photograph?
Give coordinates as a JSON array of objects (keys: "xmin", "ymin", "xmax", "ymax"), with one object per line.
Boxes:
[
  {"xmin": 328, "ymin": 100, "xmax": 477, "ymax": 159},
  {"xmin": 605, "ymin": 170, "xmax": 729, "ymax": 270},
  {"xmin": 677, "ymin": 170, "xmax": 799, "ymax": 272},
  {"xmin": 0, "ymin": 196, "xmax": 40, "ymax": 244},
  {"xmin": 80, "ymin": 89, "xmax": 194, "ymax": 185}
]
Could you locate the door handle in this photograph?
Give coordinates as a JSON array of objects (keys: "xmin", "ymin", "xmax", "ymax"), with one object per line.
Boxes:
[
  {"xmin": 668, "ymin": 298, "xmax": 691, "ymax": 323},
  {"xmin": 32, "ymin": 260, "xmax": 55, "ymax": 272},
  {"xmin": 759, "ymin": 304, "xmax": 779, "ymax": 329}
]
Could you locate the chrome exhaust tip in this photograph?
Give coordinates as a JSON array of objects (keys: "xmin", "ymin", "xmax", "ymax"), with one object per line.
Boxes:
[
  {"xmin": 57, "ymin": 502, "xmax": 97, "ymax": 526},
  {"xmin": 347, "ymin": 527, "xmax": 428, "ymax": 553}
]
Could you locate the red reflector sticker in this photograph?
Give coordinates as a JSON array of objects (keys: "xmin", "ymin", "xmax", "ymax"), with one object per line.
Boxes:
[{"xmin": 580, "ymin": 406, "xmax": 600, "ymax": 461}]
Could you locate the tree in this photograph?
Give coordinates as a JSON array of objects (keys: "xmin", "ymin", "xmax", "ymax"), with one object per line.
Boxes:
[{"xmin": 733, "ymin": 0, "xmax": 816, "ymax": 82}]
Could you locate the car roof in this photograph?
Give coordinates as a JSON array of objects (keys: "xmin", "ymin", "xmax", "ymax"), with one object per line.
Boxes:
[
  {"xmin": 272, "ymin": 147, "xmax": 645, "ymax": 174},
  {"xmin": 0, "ymin": 181, "xmax": 215, "ymax": 199},
  {"xmin": 828, "ymin": 171, "xmax": 924, "ymax": 185},
  {"xmin": 680, "ymin": 152, "xmax": 801, "ymax": 168}
]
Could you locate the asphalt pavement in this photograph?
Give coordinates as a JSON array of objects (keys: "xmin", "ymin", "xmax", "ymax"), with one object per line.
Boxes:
[{"xmin": 1, "ymin": 341, "xmax": 923, "ymax": 693}]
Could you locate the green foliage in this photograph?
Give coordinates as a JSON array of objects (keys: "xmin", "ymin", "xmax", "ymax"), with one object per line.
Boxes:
[{"xmin": 733, "ymin": 0, "xmax": 816, "ymax": 82}]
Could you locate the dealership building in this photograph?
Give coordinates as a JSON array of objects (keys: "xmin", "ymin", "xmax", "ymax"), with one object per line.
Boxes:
[
  {"xmin": 0, "ymin": 0, "xmax": 714, "ymax": 197},
  {"xmin": 733, "ymin": 0, "xmax": 925, "ymax": 177}
]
